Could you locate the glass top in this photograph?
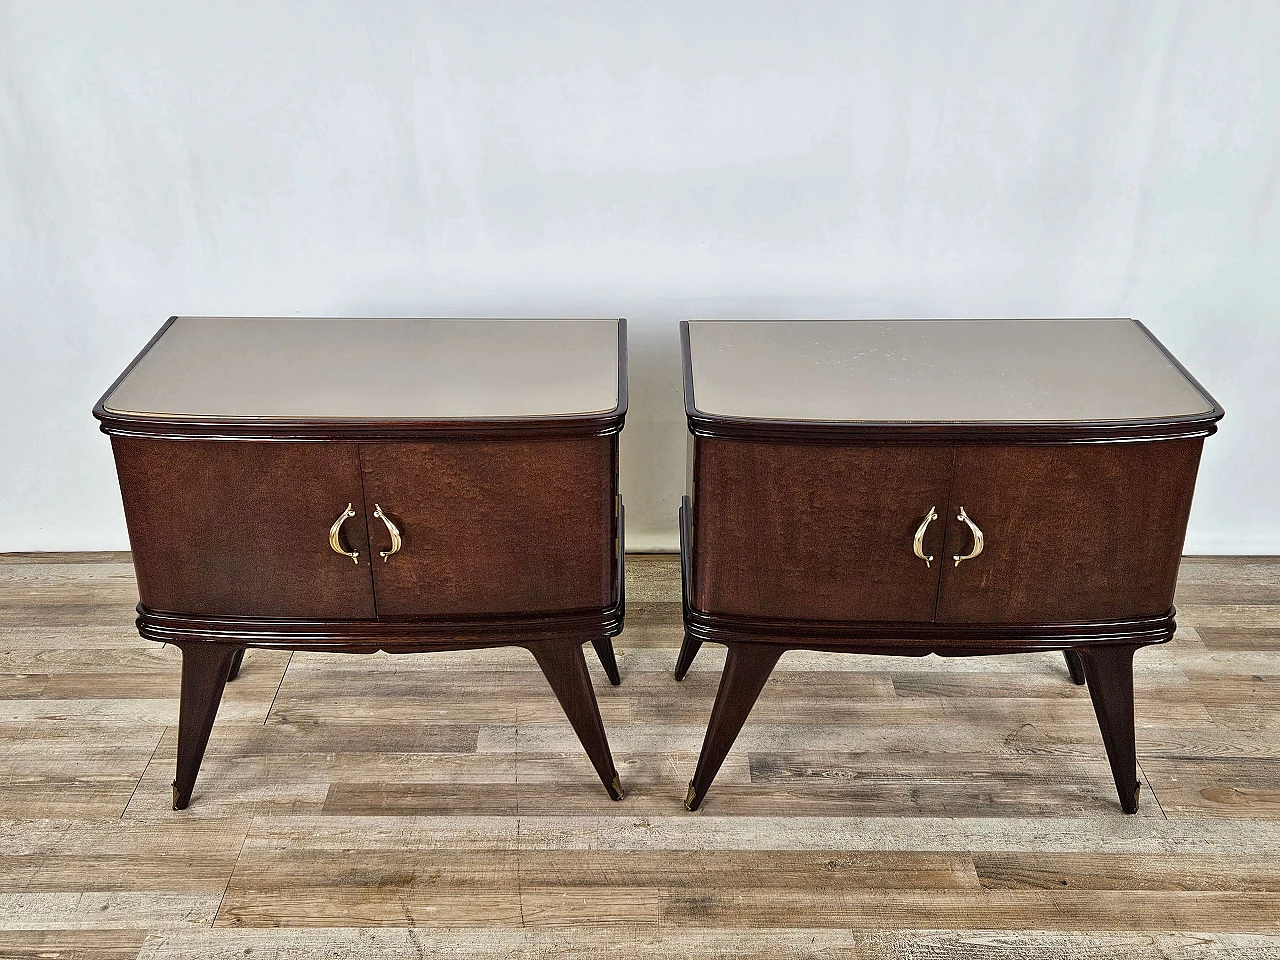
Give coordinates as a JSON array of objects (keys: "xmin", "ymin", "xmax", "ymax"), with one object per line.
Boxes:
[
  {"xmin": 104, "ymin": 318, "xmax": 621, "ymax": 420},
  {"xmin": 686, "ymin": 319, "xmax": 1214, "ymax": 424}
]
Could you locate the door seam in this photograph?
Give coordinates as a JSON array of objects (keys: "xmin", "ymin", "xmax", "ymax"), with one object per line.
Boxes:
[
  {"xmin": 356, "ymin": 443, "xmax": 379, "ymax": 617},
  {"xmin": 932, "ymin": 445, "xmax": 957, "ymax": 622}
]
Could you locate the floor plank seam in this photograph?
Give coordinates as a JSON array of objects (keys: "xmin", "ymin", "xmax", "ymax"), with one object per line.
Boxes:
[
  {"xmin": 263, "ymin": 651, "xmax": 293, "ymax": 725},
  {"xmin": 515, "ymin": 721, "xmax": 527, "ymax": 928},
  {"xmin": 211, "ymin": 815, "xmax": 253, "ymax": 929},
  {"xmin": 119, "ymin": 726, "xmax": 166, "ymax": 819},
  {"xmin": 1142, "ymin": 762, "xmax": 1171, "ymax": 822}
]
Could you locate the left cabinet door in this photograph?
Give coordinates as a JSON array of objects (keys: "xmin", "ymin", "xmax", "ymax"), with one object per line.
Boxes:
[{"xmin": 112, "ymin": 438, "xmax": 376, "ymax": 618}]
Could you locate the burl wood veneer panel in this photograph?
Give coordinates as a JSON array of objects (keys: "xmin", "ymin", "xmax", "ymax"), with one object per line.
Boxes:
[
  {"xmin": 936, "ymin": 439, "xmax": 1204, "ymax": 624},
  {"xmin": 358, "ymin": 438, "xmax": 616, "ymax": 617},
  {"xmin": 692, "ymin": 439, "xmax": 952, "ymax": 621},
  {"xmin": 112, "ymin": 438, "xmax": 375, "ymax": 619}
]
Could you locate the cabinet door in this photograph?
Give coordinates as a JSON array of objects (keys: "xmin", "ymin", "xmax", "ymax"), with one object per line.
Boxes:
[
  {"xmin": 936, "ymin": 440, "xmax": 1203, "ymax": 624},
  {"xmin": 692, "ymin": 439, "xmax": 953, "ymax": 621},
  {"xmin": 113, "ymin": 438, "xmax": 375, "ymax": 618},
  {"xmin": 360, "ymin": 439, "xmax": 616, "ymax": 617}
]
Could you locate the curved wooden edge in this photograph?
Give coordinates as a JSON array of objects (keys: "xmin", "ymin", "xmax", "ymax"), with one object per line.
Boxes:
[
  {"xmin": 682, "ymin": 604, "xmax": 1177, "ymax": 655},
  {"xmin": 137, "ymin": 603, "xmax": 625, "ymax": 651},
  {"xmin": 679, "ymin": 319, "xmax": 1223, "ymax": 444},
  {"xmin": 95, "ymin": 318, "xmax": 629, "ymax": 442}
]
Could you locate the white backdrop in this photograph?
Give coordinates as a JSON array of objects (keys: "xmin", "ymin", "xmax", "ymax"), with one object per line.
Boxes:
[{"xmin": 2, "ymin": 1, "xmax": 1278, "ymax": 553}]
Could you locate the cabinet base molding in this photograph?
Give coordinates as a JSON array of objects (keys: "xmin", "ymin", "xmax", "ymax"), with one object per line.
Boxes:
[
  {"xmin": 137, "ymin": 602, "xmax": 624, "ymax": 652},
  {"xmin": 680, "ymin": 607, "xmax": 1177, "ymax": 657}
]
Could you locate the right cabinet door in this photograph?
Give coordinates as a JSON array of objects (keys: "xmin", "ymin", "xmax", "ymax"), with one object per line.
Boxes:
[
  {"xmin": 936, "ymin": 440, "xmax": 1204, "ymax": 624},
  {"xmin": 359, "ymin": 439, "xmax": 617, "ymax": 618}
]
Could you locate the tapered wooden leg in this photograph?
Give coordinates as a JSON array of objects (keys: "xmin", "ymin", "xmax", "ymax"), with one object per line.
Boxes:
[
  {"xmin": 528, "ymin": 640, "xmax": 624, "ymax": 800},
  {"xmin": 1063, "ymin": 649, "xmax": 1086, "ymax": 686},
  {"xmin": 674, "ymin": 632, "xmax": 703, "ymax": 681},
  {"xmin": 675, "ymin": 496, "xmax": 702, "ymax": 682},
  {"xmin": 1078, "ymin": 642, "xmax": 1142, "ymax": 814},
  {"xmin": 172, "ymin": 643, "xmax": 239, "ymax": 810},
  {"xmin": 686, "ymin": 642, "xmax": 784, "ymax": 811},
  {"xmin": 225, "ymin": 648, "xmax": 246, "ymax": 682},
  {"xmin": 591, "ymin": 637, "xmax": 621, "ymax": 686}
]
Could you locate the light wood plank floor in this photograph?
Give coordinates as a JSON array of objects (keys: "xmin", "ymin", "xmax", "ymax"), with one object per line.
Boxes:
[{"xmin": 1, "ymin": 553, "xmax": 1278, "ymax": 958}]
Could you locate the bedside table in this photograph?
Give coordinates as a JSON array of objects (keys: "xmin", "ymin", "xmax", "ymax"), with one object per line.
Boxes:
[
  {"xmin": 96, "ymin": 317, "xmax": 628, "ymax": 808},
  {"xmin": 676, "ymin": 319, "xmax": 1222, "ymax": 813}
]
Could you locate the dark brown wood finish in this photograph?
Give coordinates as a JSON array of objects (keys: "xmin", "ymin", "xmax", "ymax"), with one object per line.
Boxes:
[
  {"xmin": 225, "ymin": 648, "xmax": 245, "ymax": 682},
  {"xmin": 96, "ymin": 317, "xmax": 629, "ymax": 806},
  {"xmin": 936, "ymin": 440, "xmax": 1203, "ymax": 624},
  {"xmin": 678, "ymin": 318, "xmax": 1221, "ymax": 816},
  {"xmin": 674, "ymin": 497, "xmax": 701, "ymax": 681},
  {"xmin": 591, "ymin": 636, "xmax": 622, "ymax": 686},
  {"xmin": 693, "ymin": 440, "xmax": 952, "ymax": 622},
  {"xmin": 685, "ymin": 643, "xmax": 784, "ymax": 811},
  {"xmin": 172, "ymin": 642, "xmax": 242, "ymax": 810},
  {"xmin": 527, "ymin": 640, "xmax": 624, "ymax": 800},
  {"xmin": 358, "ymin": 439, "xmax": 616, "ymax": 617},
  {"xmin": 1077, "ymin": 642, "xmax": 1144, "ymax": 814},
  {"xmin": 112, "ymin": 438, "xmax": 376, "ymax": 619}
]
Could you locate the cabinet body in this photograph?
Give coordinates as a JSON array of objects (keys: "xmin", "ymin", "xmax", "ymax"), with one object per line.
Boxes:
[
  {"xmin": 113, "ymin": 436, "xmax": 618, "ymax": 625},
  {"xmin": 95, "ymin": 317, "xmax": 629, "ymax": 807},
  {"xmin": 690, "ymin": 436, "xmax": 1203, "ymax": 630},
  {"xmin": 677, "ymin": 318, "xmax": 1222, "ymax": 814}
]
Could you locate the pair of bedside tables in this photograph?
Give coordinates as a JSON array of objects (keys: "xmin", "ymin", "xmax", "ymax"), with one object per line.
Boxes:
[{"xmin": 96, "ymin": 316, "xmax": 1221, "ymax": 814}]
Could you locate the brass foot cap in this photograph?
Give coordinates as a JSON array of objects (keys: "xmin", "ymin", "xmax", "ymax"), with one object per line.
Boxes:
[
  {"xmin": 1123, "ymin": 781, "xmax": 1142, "ymax": 815},
  {"xmin": 607, "ymin": 775, "xmax": 625, "ymax": 801},
  {"xmin": 684, "ymin": 781, "xmax": 701, "ymax": 812},
  {"xmin": 171, "ymin": 782, "xmax": 189, "ymax": 811}
]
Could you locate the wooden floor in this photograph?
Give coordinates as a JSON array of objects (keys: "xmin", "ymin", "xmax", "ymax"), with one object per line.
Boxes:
[{"xmin": 0, "ymin": 554, "xmax": 1278, "ymax": 958}]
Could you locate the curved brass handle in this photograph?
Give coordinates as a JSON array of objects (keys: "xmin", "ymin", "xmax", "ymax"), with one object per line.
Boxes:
[
  {"xmin": 373, "ymin": 504, "xmax": 402, "ymax": 562},
  {"xmin": 953, "ymin": 507, "xmax": 984, "ymax": 567},
  {"xmin": 912, "ymin": 506, "xmax": 938, "ymax": 568},
  {"xmin": 328, "ymin": 503, "xmax": 359, "ymax": 564}
]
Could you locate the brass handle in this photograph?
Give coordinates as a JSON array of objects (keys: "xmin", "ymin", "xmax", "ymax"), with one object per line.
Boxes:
[
  {"xmin": 912, "ymin": 506, "xmax": 938, "ymax": 568},
  {"xmin": 373, "ymin": 504, "xmax": 402, "ymax": 562},
  {"xmin": 328, "ymin": 503, "xmax": 359, "ymax": 564},
  {"xmin": 953, "ymin": 507, "xmax": 984, "ymax": 567}
]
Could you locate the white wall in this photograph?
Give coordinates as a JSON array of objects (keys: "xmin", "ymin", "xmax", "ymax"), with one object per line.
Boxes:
[{"xmin": 1, "ymin": 0, "xmax": 1278, "ymax": 553}]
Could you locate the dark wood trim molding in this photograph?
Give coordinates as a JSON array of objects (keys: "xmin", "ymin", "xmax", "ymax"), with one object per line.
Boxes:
[
  {"xmin": 681, "ymin": 606, "xmax": 1176, "ymax": 656},
  {"xmin": 138, "ymin": 603, "xmax": 624, "ymax": 652}
]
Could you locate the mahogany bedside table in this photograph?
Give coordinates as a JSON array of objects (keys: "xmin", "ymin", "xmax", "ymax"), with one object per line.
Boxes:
[
  {"xmin": 675, "ymin": 319, "xmax": 1222, "ymax": 814},
  {"xmin": 95, "ymin": 317, "xmax": 628, "ymax": 808}
]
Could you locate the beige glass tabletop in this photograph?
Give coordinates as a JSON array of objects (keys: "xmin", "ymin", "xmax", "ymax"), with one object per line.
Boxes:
[
  {"xmin": 686, "ymin": 319, "xmax": 1215, "ymax": 424},
  {"xmin": 104, "ymin": 318, "xmax": 621, "ymax": 420}
]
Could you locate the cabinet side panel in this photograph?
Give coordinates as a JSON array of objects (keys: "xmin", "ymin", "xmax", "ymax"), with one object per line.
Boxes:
[
  {"xmin": 937, "ymin": 439, "xmax": 1204, "ymax": 624},
  {"xmin": 111, "ymin": 438, "xmax": 375, "ymax": 618},
  {"xmin": 361, "ymin": 438, "xmax": 614, "ymax": 617},
  {"xmin": 692, "ymin": 439, "xmax": 953, "ymax": 622}
]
